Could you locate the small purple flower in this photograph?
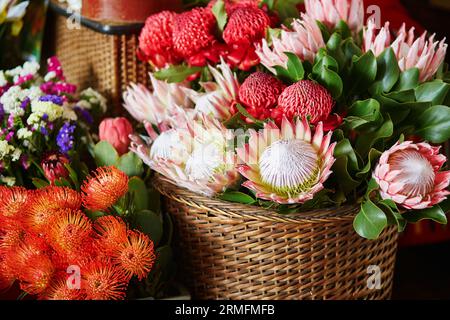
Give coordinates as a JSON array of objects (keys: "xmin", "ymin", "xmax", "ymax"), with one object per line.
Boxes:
[
  {"xmin": 20, "ymin": 154, "xmax": 30, "ymax": 170},
  {"xmin": 74, "ymin": 106, "xmax": 94, "ymax": 125},
  {"xmin": 5, "ymin": 131, "xmax": 14, "ymax": 141},
  {"xmin": 0, "ymin": 103, "xmax": 4, "ymax": 122},
  {"xmin": 42, "ymin": 113, "xmax": 49, "ymax": 121},
  {"xmin": 20, "ymin": 97, "xmax": 30, "ymax": 110},
  {"xmin": 7, "ymin": 114, "xmax": 15, "ymax": 128},
  {"xmin": 41, "ymin": 126, "xmax": 49, "ymax": 136},
  {"xmin": 56, "ymin": 122, "xmax": 76, "ymax": 154},
  {"xmin": 39, "ymin": 94, "xmax": 64, "ymax": 106}
]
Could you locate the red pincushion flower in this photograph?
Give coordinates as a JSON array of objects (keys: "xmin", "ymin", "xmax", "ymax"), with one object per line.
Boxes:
[
  {"xmin": 81, "ymin": 166, "xmax": 129, "ymax": 212},
  {"xmin": 18, "ymin": 254, "xmax": 55, "ymax": 295},
  {"xmin": 223, "ymin": 6, "xmax": 270, "ymax": 46},
  {"xmin": 0, "ymin": 186, "xmax": 30, "ymax": 222},
  {"xmin": 112, "ymin": 231, "xmax": 155, "ymax": 281},
  {"xmin": 138, "ymin": 11, "xmax": 181, "ymax": 68},
  {"xmin": 93, "ymin": 215, "xmax": 128, "ymax": 254},
  {"xmin": 81, "ymin": 259, "xmax": 128, "ymax": 300},
  {"xmin": 239, "ymin": 72, "xmax": 286, "ymax": 118},
  {"xmin": 40, "ymin": 276, "xmax": 84, "ymax": 300},
  {"xmin": 173, "ymin": 8, "xmax": 217, "ymax": 58},
  {"xmin": 274, "ymin": 80, "xmax": 335, "ymax": 124}
]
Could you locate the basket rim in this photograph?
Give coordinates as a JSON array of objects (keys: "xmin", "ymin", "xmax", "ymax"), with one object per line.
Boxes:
[{"xmin": 153, "ymin": 174, "xmax": 360, "ymax": 224}]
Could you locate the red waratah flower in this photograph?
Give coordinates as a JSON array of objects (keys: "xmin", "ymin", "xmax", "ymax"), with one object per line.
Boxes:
[
  {"xmin": 41, "ymin": 152, "xmax": 70, "ymax": 184},
  {"xmin": 48, "ymin": 210, "xmax": 93, "ymax": 255},
  {"xmin": 93, "ymin": 216, "xmax": 128, "ymax": 254},
  {"xmin": 173, "ymin": 8, "xmax": 217, "ymax": 58},
  {"xmin": 24, "ymin": 187, "xmax": 81, "ymax": 233},
  {"xmin": 223, "ymin": 6, "xmax": 270, "ymax": 46},
  {"xmin": 238, "ymin": 72, "xmax": 286, "ymax": 120},
  {"xmin": 207, "ymin": 0, "xmax": 260, "ymax": 14},
  {"xmin": 112, "ymin": 231, "xmax": 155, "ymax": 281},
  {"xmin": 274, "ymin": 80, "xmax": 335, "ymax": 124},
  {"xmin": 0, "ymin": 186, "xmax": 30, "ymax": 222},
  {"xmin": 81, "ymin": 260, "xmax": 128, "ymax": 300},
  {"xmin": 81, "ymin": 166, "xmax": 129, "ymax": 212},
  {"xmin": 138, "ymin": 11, "xmax": 181, "ymax": 68}
]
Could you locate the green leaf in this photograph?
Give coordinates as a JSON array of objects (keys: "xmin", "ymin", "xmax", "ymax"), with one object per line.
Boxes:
[
  {"xmin": 285, "ymin": 52, "xmax": 305, "ymax": 81},
  {"xmin": 212, "ymin": 0, "xmax": 227, "ymax": 32},
  {"xmin": 219, "ymin": 191, "xmax": 256, "ymax": 204},
  {"xmin": 133, "ymin": 210, "xmax": 163, "ymax": 247},
  {"xmin": 332, "ymin": 156, "xmax": 361, "ymax": 194},
  {"xmin": 94, "ymin": 141, "xmax": 119, "ymax": 167},
  {"xmin": 235, "ymin": 103, "xmax": 265, "ymax": 127},
  {"xmin": 346, "ymin": 99, "xmax": 381, "ymax": 129},
  {"xmin": 312, "ymin": 55, "xmax": 343, "ymax": 99},
  {"xmin": 261, "ymin": 0, "xmax": 275, "ymax": 10},
  {"xmin": 154, "ymin": 64, "xmax": 202, "ymax": 83},
  {"xmin": 365, "ymin": 178, "xmax": 380, "ymax": 198},
  {"xmin": 394, "ymin": 68, "xmax": 420, "ymax": 91},
  {"xmin": 274, "ymin": 65, "xmax": 292, "ymax": 81},
  {"xmin": 32, "ymin": 178, "xmax": 49, "ymax": 189},
  {"xmin": 415, "ymin": 105, "xmax": 450, "ymax": 143},
  {"xmin": 379, "ymin": 200, "xmax": 406, "ymax": 232},
  {"xmin": 355, "ymin": 115, "xmax": 393, "ymax": 157},
  {"xmin": 334, "ymin": 139, "xmax": 359, "ymax": 172},
  {"xmin": 353, "ymin": 200, "xmax": 388, "ymax": 240},
  {"xmin": 64, "ymin": 164, "xmax": 80, "ymax": 190},
  {"xmin": 349, "ymin": 50, "xmax": 377, "ymax": 94},
  {"xmin": 116, "ymin": 152, "xmax": 144, "ymax": 177},
  {"xmin": 403, "ymin": 205, "xmax": 448, "ymax": 224},
  {"xmin": 371, "ymin": 48, "xmax": 400, "ymax": 93},
  {"xmin": 356, "ymin": 149, "xmax": 382, "ymax": 178},
  {"xmin": 334, "ymin": 20, "xmax": 352, "ymax": 39},
  {"xmin": 128, "ymin": 177, "xmax": 150, "ymax": 212},
  {"xmin": 275, "ymin": 0, "xmax": 302, "ymax": 22},
  {"xmin": 415, "ymin": 80, "xmax": 450, "ymax": 105}
]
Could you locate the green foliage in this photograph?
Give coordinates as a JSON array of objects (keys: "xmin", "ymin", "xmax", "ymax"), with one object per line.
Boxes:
[
  {"xmin": 212, "ymin": 0, "xmax": 227, "ymax": 33},
  {"xmin": 93, "ymin": 141, "xmax": 144, "ymax": 177},
  {"xmin": 154, "ymin": 64, "xmax": 203, "ymax": 83}
]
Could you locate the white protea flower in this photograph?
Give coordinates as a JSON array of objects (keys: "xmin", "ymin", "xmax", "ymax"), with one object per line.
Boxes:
[
  {"xmin": 364, "ymin": 20, "xmax": 392, "ymax": 57},
  {"xmin": 122, "ymin": 73, "xmax": 192, "ymax": 125},
  {"xmin": 256, "ymin": 14, "xmax": 325, "ymax": 73},
  {"xmin": 236, "ymin": 117, "xmax": 336, "ymax": 204},
  {"xmin": 130, "ymin": 114, "xmax": 239, "ymax": 197},
  {"xmin": 182, "ymin": 58, "xmax": 239, "ymax": 121}
]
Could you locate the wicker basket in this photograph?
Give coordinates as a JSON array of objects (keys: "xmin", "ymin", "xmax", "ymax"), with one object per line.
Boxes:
[
  {"xmin": 48, "ymin": 1, "xmax": 152, "ymax": 113},
  {"xmin": 154, "ymin": 175, "xmax": 399, "ymax": 300}
]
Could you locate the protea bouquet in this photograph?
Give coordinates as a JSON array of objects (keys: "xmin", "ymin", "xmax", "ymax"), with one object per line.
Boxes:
[
  {"xmin": 0, "ymin": 166, "xmax": 175, "ymax": 300},
  {"xmin": 125, "ymin": 0, "xmax": 450, "ymax": 239},
  {"xmin": 0, "ymin": 57, "xmax": 106, "ymax": 186}
]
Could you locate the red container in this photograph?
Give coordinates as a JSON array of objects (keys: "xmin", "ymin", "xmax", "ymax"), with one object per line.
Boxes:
[{"xmin": 82, "ymin": 0, "xmax": 183, "ymax": 23}]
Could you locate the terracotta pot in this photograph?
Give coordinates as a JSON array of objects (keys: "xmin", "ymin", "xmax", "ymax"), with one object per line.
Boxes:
[{"xmin": 81, "ymin": 0, "xmax": 183, "ymax": 23}]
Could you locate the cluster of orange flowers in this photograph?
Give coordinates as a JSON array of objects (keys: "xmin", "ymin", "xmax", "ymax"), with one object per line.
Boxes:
[{"xmin": 0, "ymin": 166, "xmax": 156, "ymax": 300}]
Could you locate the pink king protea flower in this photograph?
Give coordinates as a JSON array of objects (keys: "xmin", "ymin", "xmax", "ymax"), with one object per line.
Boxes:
[
  {"xmin": 236, "ymin": 117, "xmax": 336, "ymax": 204},
  {"xmin": 373, "ymin": 141, "xmax": 450, "ymax": 210},
  {"xmin": 364, "ymin": 22, "xmax": 448, "ymax": 82},
  {"xmin": 304, "ymin": 0, "xmax": 364, "ymax": 33},
  {"xmin": 122, "ymin": 74, "xmax": 192, "ymax": 126},
  {"xmin": 256, "ymin": 14, "xmax": 325, "ymax": 73}
]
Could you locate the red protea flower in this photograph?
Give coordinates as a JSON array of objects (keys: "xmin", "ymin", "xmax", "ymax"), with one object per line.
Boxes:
[
  {"xmin": 93, "ymin": 216, "xmax": 128, "ymax": 254},
  {"xmin": 24, "ymin": 187, "xmax": 81, "ymax": 233},
  {"xmin": 274, "ymin": 80, "xmax": 335, "ymax": 124},
  {"xmin": 40, "ymin": 275, "xmax": 84, "ymax": 300},
  {"xmin": 41, "ymin": 152, "xmax": 70, "ymax": 184},
  {"xmin": 138, "ymin": 11, "xmax": 181, "ymax": 68},
  {"xmin": 81, "ymin": 260, "xmax": 128, "ymax": 300},
  {"xmin": 48, "ymin": 210, "xmax": 93, "ymax": 255},
  {"xmin": 0, "ymin": 223, "xmax": 26, "ymax": 251},
  {"xmin": 81, "ymin": 166, "xmax": 129, "ymax": 212},
  {"xmin": 112, "ymin": 231, "xmax": 155, "ymax": 281},
  {"xmin": 173, "ymin": 7, "xmax": 217, "ymax": 58},
  {"xmin": 18, "ymin": 254, "xmax": 55, "ymax": 295},
  {"xmin": 238, "ymin": 72, "xmax": 286, "ymax": 120},
  {"xmin": 223, "ymin": 6, "xmax": 270, "ymax": 46},
  {"xmin": 0, "ymin": 186, "xmax": 30, "ymax": 222}
]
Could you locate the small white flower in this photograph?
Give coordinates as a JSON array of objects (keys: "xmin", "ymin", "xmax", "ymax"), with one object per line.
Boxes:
[
  {"xmin": 80, "ymin": 88, "xmax": 107, "ymax": 112},
  {"xmin": 11, "ymin": 148, "xmax": 22, "ymax": 162},
  {"xmin": 5, "ymin": 65, "xmax": 22, "ymax": 78},
  {"xmin": 0, "ymin": 71, "xmax": 7, "ymax": 87},
  {"xmin": 44, "ymin": 71, "xmax": 57, "ymax": 82},
  {"xmin": 17, "ymin": 128, "xmax": 33, "ymax": 140},
  {"xmin": 21, "ymin": 61, "xmax": 40, "ymax": 77},
  {"xmin": 76, "ymin": 99, "xmax": 92, "ymax": 110},
  {"xmin": 0, "ymin": 176, "xmax": 16, "ymax": 186},
  {"xmin": 62, "ymin": 105, "xmax": 78, "ymax": 121},
  {"xmin": 27, "ymin": 112, "xmax": 41, "ymax": 125},
  {"xmin": 31, "ymin": 100, "xmax": 64, "ymax": 121},
  {"xmin": 0, "ymin": 86, "xmax": 27, "ymax": 116},
  {"xmin": 0, "ymin": 140, "xmax": 14, "ymax": 160}
]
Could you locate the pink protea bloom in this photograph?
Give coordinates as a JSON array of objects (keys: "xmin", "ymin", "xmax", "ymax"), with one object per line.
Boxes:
[
  {"xmin": 256, "ymin": 14, "xmax": 325, "ymax": 72},
  {"xmin": 373, "ymin": 141, "xmax": 450, "ymax": 210},
  {"xmin": 182, "ymin": 58, "xmax": 239, "ymax": 121},
  {"xmin": 364, "ymin": 22, "xmax": 448, "ymax": 82},
  {"xmin": 304, "ymin": 0, "xmax": 364, "ymax": 33},
  {"xmin": 122, "ymin": 74, "xmax": 192, "ymax": 125},
  {"xmin": 130, "ymin": 114, "xmax": 239, "ymax": 197},
  {"xmin": 236, "ymin": 117, "xmax": 336, "ymax": 204}
]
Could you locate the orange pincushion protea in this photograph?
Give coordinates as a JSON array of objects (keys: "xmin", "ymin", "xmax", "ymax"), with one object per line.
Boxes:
[
  {"xmin": 0, "ymin": 256, "xmax": 16, "ymax": 292},
  {"xmin": 81, "ymin": 260, "xmax": 128, "ymax": 300},
  {"xmin": 8, "ymin": 234, "xmax": 50, "ymax": 276},
  {"xmin": 93, "ymin": 216, "xmax": 128, "ymax": 254},
  {"xmin": 81, "ymin": 166, "xmax": 129, "ymax": 212},
  {"xmin": 40, "ymin": 276, "xmax": 84, "ymax": 300},
  {"xmin": 24, "ymin": 187, "xmax": 82, "ymax": 233},
  {"xmin": 0, "ymin": 186, "xmax": 30, "ymax": 222},
  {"xmin": 48, "ymin": 210, "xmax": 93, "ymax": 255},
  {"xmin": 112, "ymin": 231, "xmax": 156, "ymax": 280},
  {"xmin": 0, "ymin": 223, "xmax": 26, "ymax": 251},
  {"xmin": 18, "ymin": 254, "xmax": 55, "ymax": 295}
]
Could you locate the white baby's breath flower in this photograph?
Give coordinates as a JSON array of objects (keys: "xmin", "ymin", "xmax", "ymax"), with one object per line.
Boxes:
[
  {"xmin": 5, "ymin": 65, "xmax": 22, "ymax": 78},
  {"xmin": 0, "ymin": 86, "xmax": 28, "ymax": 116},
  {"xmin": 27, "ymin": 112, "xmax": 41, "ymax": 125},
  {"xmin": 17, "ymin": 128, "xmax": 33, "ymax": 140},
  {"xmin": 76, "ymin": 100, "xmax": 91, "ymax": 110},
  {"xmin": 27, "ymin": 86, "xmax": 43, "ymax": 101},
  {"xmin": 62, "ymin": 105, "xmax": 78, "ymax": 121},
  {"xmin": 21, "ymin": 61, "xmax": 40, "ymax": 77},
  {"xmin": 11, "ymin": 148, "xmax": 22, "ymax": 162},
  {"xmin": 0, "ymin": 176, "xmax": 16, "ymax": 186},
  {"xmin": 80, "ymin": 88, "xmax": 107, "ymax": 112},
  {"xmin": 44, "ymin": 71, "xmax": 56, "ymax": 82},
  {"xmin": 31, "ymin": 100, "xmax": 64, "ymax": 121},
  {"xmin": 0, "ymin": 140, "xmax": 14, "ymax": 160}
]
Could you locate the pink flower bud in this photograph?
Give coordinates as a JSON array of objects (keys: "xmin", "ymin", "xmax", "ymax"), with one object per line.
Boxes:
[
  {"xmin": 99, "ymin": 117, "xmax": 133, "ymax": 155},
  {"xmin": 41, "ymin": 152, "xmax": 70, "ymax": 184}
]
